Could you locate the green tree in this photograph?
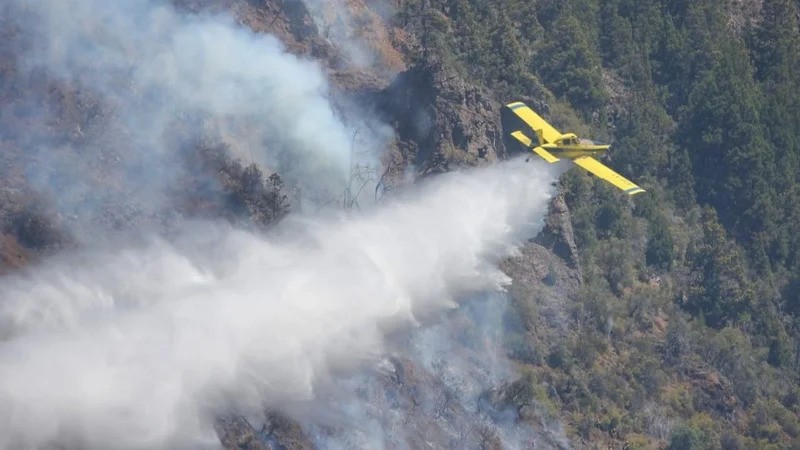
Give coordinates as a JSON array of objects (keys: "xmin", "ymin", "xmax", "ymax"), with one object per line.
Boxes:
[
  {"xmin": 679, "ymin": 35, "xmax": 777, "ymax": 242},
  {"xmin": 535, "ymin": 11, "xmax": 607, "ymax": 114},
  {"xmin": 685, "ymin": 208, "xmax": 753, "ymax": 327},
  {"xmin": 750, "ymin": 0, "xmax": 800, "ymax": 267},
  {"xmin": 646, "ymin": 214, "xmax": 674, "ymax": 270},
  {"xmin": 666, "ymin": 424, "xmax": 711, "ymax": 450}
]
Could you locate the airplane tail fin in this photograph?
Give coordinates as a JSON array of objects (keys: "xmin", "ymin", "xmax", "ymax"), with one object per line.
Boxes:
[{"xmin": 534, "ymin": 129, "xmax": 545, "ymax": 146}]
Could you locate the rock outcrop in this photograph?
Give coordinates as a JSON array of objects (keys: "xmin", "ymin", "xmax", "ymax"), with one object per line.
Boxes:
[
  {"xmin": 215, "ymin": 414, "xmax": 314, "ymax": 450},
  {"xmin": 0, "ymin": 234, "xmax": 28, "ymax": 274},
  {"xmin": 374, "ymin": 61, "xmax": 507, "ymax": 175},
  {"xmin": 535, "ymin": 193, "xmax": 582, "ymax": 275}
]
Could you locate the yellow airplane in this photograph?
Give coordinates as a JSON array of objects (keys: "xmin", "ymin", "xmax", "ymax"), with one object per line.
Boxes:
[{"xmin": 505, "ymin": 101, "xmax": 645, "ymax": 196}]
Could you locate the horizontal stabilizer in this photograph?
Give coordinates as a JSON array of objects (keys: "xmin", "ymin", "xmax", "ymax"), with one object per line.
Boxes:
[
  {"xmin": 510, "ymin": 131, "xmax": 559, "ymax": 163},
  {"xmin": 573, "ymin": 156, "xmax": 645, "ymax": 196}
]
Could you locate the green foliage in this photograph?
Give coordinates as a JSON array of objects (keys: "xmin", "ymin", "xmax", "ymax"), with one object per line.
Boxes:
[
  {"xmin": 629, "ymin": 352, "xmax": 665, "ymax": 396},
  {"xmin": 503, "ymin": 285, "xmax": 543, "ymax": 364},
  {"xmin": 663, "ymin": 316, "xmax": 692, "ymax": 365},
  {"xmin": 678, "ymin": 35, "xmax": 777, "ymax": 238},
  {"xmin": 535, "ymin": 11, "xmax": 608, "ymax": 114},
  {"xmin": 646, "ymin": 213, "xmax": 675, "ymax": 270},
  {"xmin": 573, "ymin": 281, "xmax": 616, "ymax": 335},
  {"xmin": 405, "ymin": 0, "xmax": 800, "ymax": 444},
  {"xmin": 596, "ymin": 238, "xmax": 636, "ymax": 295},
  {"xmin": 685, "ymin": 207, "xmax": 753, "ymax": 328},
  {"xmin": 546, "ymin": 341, "xmax": 573, "ymax": 370},
  {"xmin": 663, "ymin": 385, "xmax": 694, "ymax": 417},
  {"xmin": 504, "ymin": 368, "xmax": 561, "ymax": 419},
  {"xmin": 749, "ymin": 0, "xmax": 800, "ymax": 268},
  {"xmin": 699, "ymin": 327, "xmax": 760, "ymax": 405},
  {"xmin": 666, "ymin": 424, "xmax": 711, "ymax": 450},
  {"xmin": 767, "ymin": 326, "xmax": 793, "ymax": 368}
]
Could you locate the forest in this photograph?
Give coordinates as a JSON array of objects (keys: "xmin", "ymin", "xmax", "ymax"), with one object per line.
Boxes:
[{"xmin": 398, "ymin": 0, "xmax": 800, "ymax": 448}]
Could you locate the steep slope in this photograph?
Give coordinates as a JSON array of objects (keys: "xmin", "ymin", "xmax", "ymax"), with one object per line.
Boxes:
[
  {"xmin": 5, "ymin": 1, "xmax": 799, "ymax": 449},
  {"xmin": 393, "ymin": 1, "xmax": 800, "ymax": 449},
  {"xmin": 0, "ymin": 1, "xmax": 577, "ymax": 449}
]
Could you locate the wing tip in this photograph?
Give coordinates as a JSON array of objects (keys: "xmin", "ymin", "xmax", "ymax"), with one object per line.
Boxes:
[{"xmin": 625, "ymin": 187, "xmax": 646, "ymax": 196}]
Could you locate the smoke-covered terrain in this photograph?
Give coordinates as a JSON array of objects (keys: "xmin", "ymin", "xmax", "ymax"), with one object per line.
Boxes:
[
  {"xmin": 0, "ymin": 159, "xmax": 557, "ymax": 449},
  {"xmin": 2, "ymin": 0, "xmax": 393, "ymax": 242},
  {"xmin": 0, "ymin": 0, "xmax": 570, "ymax": 448}
]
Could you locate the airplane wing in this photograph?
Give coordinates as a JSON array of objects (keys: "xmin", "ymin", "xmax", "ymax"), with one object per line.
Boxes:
[
  {"xmin": 573, "ymin": 156, "xmax": 646, "ymax": 196},
  {"xmin": 506, "ymin": 101, "xmax": 562, "ymax": 144},
  {"xmin": 510, "ymin": 131, "xmax": 560, "ymax": 163}
]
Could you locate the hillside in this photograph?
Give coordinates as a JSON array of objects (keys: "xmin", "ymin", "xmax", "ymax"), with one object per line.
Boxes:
[
  {"xmin": 1, "ymin": 0, "xmax": 799, "ymax": 449},
  {"xmin": 391, "ymin": 0, "xmax": 800, "ymax": 448}
]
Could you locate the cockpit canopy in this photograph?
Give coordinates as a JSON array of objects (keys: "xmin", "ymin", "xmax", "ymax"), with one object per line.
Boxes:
[{"xmin": 556, "ymin": 133, "xmax": 579, "ymax": 146}]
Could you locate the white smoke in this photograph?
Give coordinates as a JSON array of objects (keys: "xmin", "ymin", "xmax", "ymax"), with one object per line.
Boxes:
[
  {"xmin": 7, "ymin": 0, "xmax": 391, "ymax": 232},
  {"xmin": 0, "ymin": 159, "xmax": 556, "ymax": 449},
  {"xmin": 1, "ymin": 0, "xmax": 564, "ymax": 448},
  {"xmin": 303, "ymin": 0, "xmax": 382, "ymax": 69},
  {"xmin": 304, "ymin": 293, "xmax": 549, "ymax": 449}
]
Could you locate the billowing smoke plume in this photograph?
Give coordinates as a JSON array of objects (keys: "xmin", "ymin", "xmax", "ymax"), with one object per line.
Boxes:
[
  {"xmin": 0, "ymin": 159, "xmax": 556, "ymax": 449},
  {"xmin": 4, "ymin": 0, "xmax": 391, "ymax": 239},
  {"xmin": 0, "ymin": 0, "xmax": 567, "ymax": 448}
]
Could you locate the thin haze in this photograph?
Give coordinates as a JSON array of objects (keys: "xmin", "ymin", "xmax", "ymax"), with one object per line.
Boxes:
[
  {"xmin": 0, "ymin": 159, "xmax": 556, "ymax": 449},
  {"xmin": 304, "ymin": 293, "xmax": 569, "ymax": 449},
  {"xmin": 304, "ymin": 0, "xmax": 382, "ymax": 69}
]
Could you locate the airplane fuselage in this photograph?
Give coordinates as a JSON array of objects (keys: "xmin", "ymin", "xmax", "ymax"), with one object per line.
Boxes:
[{"xmin": 541, "ymin": 143, "xmax": 610, "ymax": 160}]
